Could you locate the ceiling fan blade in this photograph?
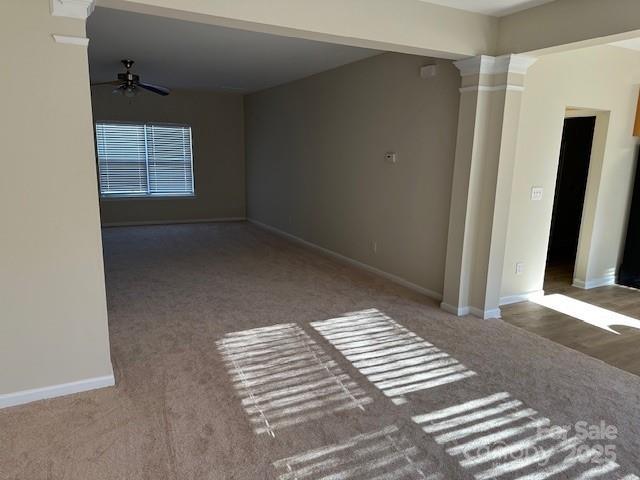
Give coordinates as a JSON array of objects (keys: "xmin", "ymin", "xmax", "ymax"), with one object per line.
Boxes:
[
  {"xmin": 137, "ymin": 82, "xmax": 170, "ymax": 96},
  {"xmin": 91, "ymin": 80, "xmax": 122, "ymax": 86}
]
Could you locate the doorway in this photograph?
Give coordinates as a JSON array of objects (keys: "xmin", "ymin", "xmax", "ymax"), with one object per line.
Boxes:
[{"xmin": 545, "ymin": 116, "xmax": 596, "ymax": 291}]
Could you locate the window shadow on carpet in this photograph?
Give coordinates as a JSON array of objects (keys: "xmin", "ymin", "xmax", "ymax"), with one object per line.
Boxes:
[
  {"xmin": 273, "ymin": 425, "xmax": 442, "ymax": 480},
  {"xmin": 311, "ymin": 308, "xmax": 476, "ymax": 405},
  {"xmin": 217, "ymin": 323, "xmax": 372, "ymax": 437},
  {"xmin": 412, "ymin": 392, "xmax": 637, "ymax": 480}
]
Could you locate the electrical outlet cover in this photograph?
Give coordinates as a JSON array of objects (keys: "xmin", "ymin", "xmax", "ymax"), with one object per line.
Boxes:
[{"xmin": 531, "ymin": 187, "xmax": 543, "ymax": 201}]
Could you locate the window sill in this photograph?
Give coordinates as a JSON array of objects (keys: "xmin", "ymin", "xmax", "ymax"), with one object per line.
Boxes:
[{"xmin": 100, "ymin": 195, "xmax": 197, "ymax": 202}]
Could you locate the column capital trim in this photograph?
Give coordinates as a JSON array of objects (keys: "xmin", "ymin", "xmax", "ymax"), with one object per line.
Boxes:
[
  {"xmin": 459, "ymin": 84, "xmax": 526, "ymax": 93},
  {"xmin": 454, "ymin": 54, "xmax": 538, "ymax": 77},
  {"xmin": 50, "ymin": 0, "xmax": 95, "ymax": 19},
  {"xmin": 52, "ymin": 34, "xmax": 90, "ymax": 46}
]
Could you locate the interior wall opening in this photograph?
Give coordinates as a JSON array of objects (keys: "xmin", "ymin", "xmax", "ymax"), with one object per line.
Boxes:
[{"xmin": 544, "ymin": 115, "xmax": 596, "ymax": 292}]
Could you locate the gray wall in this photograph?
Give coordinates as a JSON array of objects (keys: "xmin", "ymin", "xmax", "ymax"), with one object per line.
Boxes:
[
  {"xmin": 91, "ymin": 88, "xmax": 245, "ymax": 225},
  {"xmin": 245, "ymin": 53, "xmax": 460, "ymax": 296}
]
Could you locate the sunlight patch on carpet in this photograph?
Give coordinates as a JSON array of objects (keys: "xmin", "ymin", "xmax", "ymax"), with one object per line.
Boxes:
[
  {"xmin": 273, "ymin": 425, "xmax": 442, "ymax": 480},
  {"xmin": 217, "ymin": 323, "xmax": 372, "ymax": 437},
  {"xmin": 413, "ymin": 392, "xmax": 637, "ymax": 480},
  {"xmin": 311, "ymin": 309, "xmax": 476, "ymax": 404}
]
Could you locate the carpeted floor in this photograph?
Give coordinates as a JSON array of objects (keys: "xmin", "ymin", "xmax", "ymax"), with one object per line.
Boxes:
[{"xmin": 1, "ymin": 222, "xmax": 639, "ymax": 479}]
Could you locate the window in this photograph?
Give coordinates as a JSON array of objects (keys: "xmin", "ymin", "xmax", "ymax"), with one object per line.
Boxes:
[{"xmin": 95, "ymin": 122, "xmax": 194, "ymax": 198}]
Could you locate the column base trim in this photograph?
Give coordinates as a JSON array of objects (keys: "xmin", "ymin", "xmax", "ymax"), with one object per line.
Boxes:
[
  {"xmin": 440, "ymin": 303, "xmax": 501, "ymax": 319},
  {"xmin": 470, "ymin": 307, "xmax": 502, "ymax": 319},
  {"xmin": 440, "ymin": 302, "xmax": 470, "ymax": 316},
  {"xmin": 573, "ymin": 274, "xmax": 616, "ymax": 290},
  {"xmin": 499, "ymin": 290, "xmax": 545, "ymax": 306},
  {"xmin": 0, "ymin": 374, "xmax": 115, "ymax": 409}
]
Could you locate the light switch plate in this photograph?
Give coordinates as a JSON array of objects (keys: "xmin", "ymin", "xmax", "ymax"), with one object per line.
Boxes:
[
  {"xmin": 531, "ymin": 186, "xmax": 543, "ymax": 201},
  {"xmin": 420, "ymin": 65, "xmax": 438, "ymax": 78}
]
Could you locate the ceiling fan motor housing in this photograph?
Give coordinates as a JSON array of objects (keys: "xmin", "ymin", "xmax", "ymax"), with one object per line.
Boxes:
[
  {"xmin": 91, "ymin": 58, "xmax": 170, "ymax": 96},
  {"xmin": 117, "ymin": 72, "xmax": 139, "ymax": 85}
]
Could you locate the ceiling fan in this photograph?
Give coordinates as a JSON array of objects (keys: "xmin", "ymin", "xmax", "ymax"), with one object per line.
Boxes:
[{"xmin": 91, "ymin": 59, "xmax": 170, "ymax": 97}]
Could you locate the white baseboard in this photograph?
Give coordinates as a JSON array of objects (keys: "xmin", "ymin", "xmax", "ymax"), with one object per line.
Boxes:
[
  {"xmin": 440, "ymin": 302, "xmax": 501, "ymax": 319},
  {"xmin": 102, "ymin": 217, "xmax": 246, "ymax": 228},
  {"xmin": 440, "ymin": 302, "xmax": 470, "ymax": 316},
  {"xmin": 471, "ymin": 307, "xmax": 502, "ymax": 319},
  {"xmin": 573, "ymin": 274, "xmax": 616, "ymax": 290},
  {"xmin": 248, "ymin": 219, "xmax": 443, "ymax": 302},
  {"xmin": 0, "ymin": 374, "xmax": 115, "ymax": 409},
  {"xmin": 500, "ymin": 290, "xmax": 545, "ymax": 306}
]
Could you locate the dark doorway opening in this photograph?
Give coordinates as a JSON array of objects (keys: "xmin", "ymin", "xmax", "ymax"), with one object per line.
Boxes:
[
  {"xmin": 545, "ymin": 116, "xmax": 596, "ymax": 290},
  {"xmin": 619, "ymin": 148, "xmax": 640, "ymax": 289}
]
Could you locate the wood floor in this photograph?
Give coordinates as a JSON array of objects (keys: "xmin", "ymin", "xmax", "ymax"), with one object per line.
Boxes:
[{"xmin": 502, "ymin": 263, "xmax": 640, "ymax": 376}]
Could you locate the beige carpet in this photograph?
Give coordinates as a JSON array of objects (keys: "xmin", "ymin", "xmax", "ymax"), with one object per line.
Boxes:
[{"xmin": 1, "ymin": 222, "xmax": 639, "ymax": 479}]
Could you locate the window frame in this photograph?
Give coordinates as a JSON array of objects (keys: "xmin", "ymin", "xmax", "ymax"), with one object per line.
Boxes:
[{"xmin": 94, "ymin": 120, "xmax": 196, "ymax": 200}]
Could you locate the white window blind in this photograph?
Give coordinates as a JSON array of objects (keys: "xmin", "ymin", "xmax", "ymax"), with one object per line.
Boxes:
[{"xmin": 95, "ymin": 122, "xmax": 194, "ymax": 197}]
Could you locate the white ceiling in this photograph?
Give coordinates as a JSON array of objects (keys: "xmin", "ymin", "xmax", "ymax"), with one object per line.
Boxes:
[
  {"xmin": 87, "ymin": 7, "xmax": 380, "ymax": 93},
  {"xmin": 419, "ymin": 0, "xmax": 556, "ymax": 16}
]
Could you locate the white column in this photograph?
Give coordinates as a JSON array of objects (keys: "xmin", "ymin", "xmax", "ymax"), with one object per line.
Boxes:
[
  {"xmin": 441, "ymin": 54, "xmax": 537, "ymax": 319},
  {"xmin": 0, "ymin": 0, "xmax": 112, "ymax": 407}
]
